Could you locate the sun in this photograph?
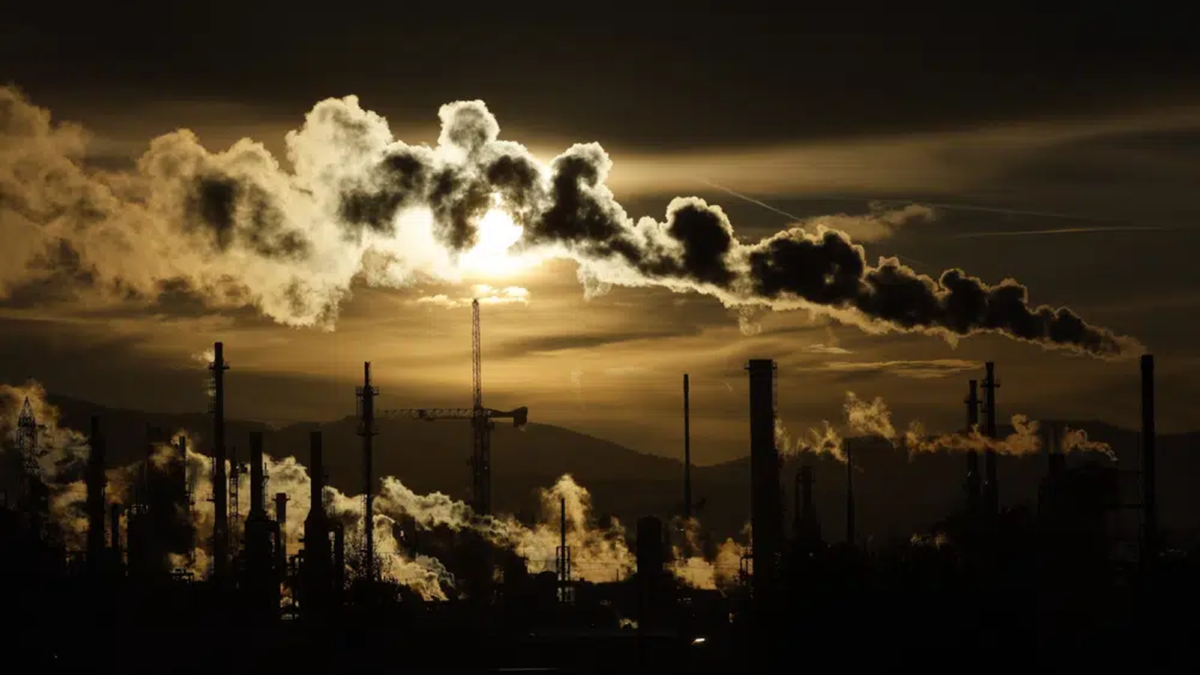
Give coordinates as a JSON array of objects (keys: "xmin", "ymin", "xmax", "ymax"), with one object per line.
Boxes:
[{"xmin": 458, "ymin": 195, "xmax": 528, "ymax": 278}]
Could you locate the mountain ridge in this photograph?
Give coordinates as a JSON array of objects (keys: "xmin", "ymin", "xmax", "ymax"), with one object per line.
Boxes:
[{"xmin": 6, "ymin": 393, "xmax": 1199, "ymax": 545}]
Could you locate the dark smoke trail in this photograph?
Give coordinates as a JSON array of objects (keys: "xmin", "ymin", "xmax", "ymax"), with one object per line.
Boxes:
[{"xmin": 0, "ymin": 86, "xmax": 1142, "ymax": 358}]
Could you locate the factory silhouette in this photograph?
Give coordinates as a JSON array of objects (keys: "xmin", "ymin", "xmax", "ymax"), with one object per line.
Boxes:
[{"xmin": 1, "ymin": 302, "xmax": 1195, "ymax": 672}]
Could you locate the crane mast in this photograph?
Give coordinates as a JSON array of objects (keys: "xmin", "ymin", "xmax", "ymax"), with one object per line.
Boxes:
[{"xmin": 470, "ymin": 299, "xmax": 492, "ymax": 515}]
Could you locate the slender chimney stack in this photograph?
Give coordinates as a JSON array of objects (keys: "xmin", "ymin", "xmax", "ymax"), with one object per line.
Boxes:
[
  {"xmin": 965, "ymin": 380, "xmax": 981, "ymax": 516},
  {"xmin": 333, "ymin": 521, "xmax": 346, "ymax": 599},
  {"xmin": 209, "ymin": 342, "xmax": 229, "ymax": 580},
  {"xmin": 557, "ymin": 496, "xmax": 570, "ymax": 587},
  {"xmin": 981, "ymin": 362, "xmax": 1001, "ymax": 516},
  {"xmin": 683, "ymin": 374, "xmax": 692, "ymax": 523},
  {"xmin": 249, "ymin": 432, "xmax": 265, "ymax": 519},
  {"xmin": 86, "ymin": 416, "xmax": 106, "ymax": 575},
  {"xmin": 1141, "ymin": 354, "xmax": 1157, "ymax": 558},
  {"xmin": 274, "ymin": 492, "xmax": 288, "ymax": 575},
  {"xmin": 746, "ymin": 359, "xmax": 782, "ymax": 601}
]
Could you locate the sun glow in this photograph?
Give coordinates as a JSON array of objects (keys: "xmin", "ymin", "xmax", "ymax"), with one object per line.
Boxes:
[{"xmin": 458, "ymin": 196, "xmax": 529, "ymax": 278}]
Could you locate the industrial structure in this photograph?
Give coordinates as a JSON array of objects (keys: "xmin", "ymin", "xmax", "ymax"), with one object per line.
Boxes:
[
  {"xmin": 964, "ymin": 379, "xmax": 982, "ymax": 518},
  {"xmin": 0, "ymin": 340, "xmax": 1188, "ymax": 670},
  {"xmin": 209, "ymin": 342, "xmax": 230, "ymax": 582},
  {"xmin": 981, "ymin": 361, "xmax": 1001, "ymax": 517},
  {"xmin": 745, "ymin": 359, "xmax": 782, "ymax": 602},
  {"xmin": 355, "ymin": 361, "xmax": 378, "ymax": 581},
  {"xmin": 377, "ymin": 298, "xmax": 529, "ymax": 516},
  {"xmin": 1141, "ymin": 353, "xmax": 1157, "ymax": 561}
]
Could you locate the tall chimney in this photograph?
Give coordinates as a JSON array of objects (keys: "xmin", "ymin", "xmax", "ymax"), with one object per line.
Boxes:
[
  {"xmin": 635, "ymin": 515, "xmax": 665, "ymax": 633},
  {"xmin": 245, "ymin": 431, "xmax": 276, "ymax": 614},
  {"xmin": 249, "ymin": 432, "xmax": 265, "ymax": 519},
  {"xmin": 355, "ymin": 362, "xmax": 378, "ymax": 581},
  {"xmin": 274, "ymin": 492, "xmax": 288, "ymax": 575},
  {"xmin": 683, "ymin": 373, "xmax": 691, "ymax": 524},
  {"xmin": 176, "ymin": 434, "xmax": 193, "ymax": 566},
  {"xmin": 1141, "ymin": 354, "xmax": 1157, "ymax": 558},
  {"xmin": 746, "ymin": 359, "xmax": 782, "ymax": 602},
  {"xmin": 981, "ymin": 361, "xmax": 1000, "ymax": 516},
  {"xmin": 86, "ymin": 416, "xmax": 106, "ymax": 575},
  {"xmin": 965, "ymin": 380, "xmax": 981, "ymax": 516},
  {"xmin": 557, "ymin": 496, "xmax": 570, "ymax": 591},
  {"xmin": 303, "ymin": 431, "xmax": 331, "ymax": 612},
  {"xmin": 209, "ymin": 341, "xmax": 229, "ymax": 580},
  {"xmin": 333, "ymin": 522, "xmax": 346, "ymax": 599}
]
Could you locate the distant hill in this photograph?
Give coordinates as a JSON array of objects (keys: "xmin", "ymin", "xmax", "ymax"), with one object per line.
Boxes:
[{"xmin": 16, "ymin": 395, "xmax": 1200, "ymax": 546}]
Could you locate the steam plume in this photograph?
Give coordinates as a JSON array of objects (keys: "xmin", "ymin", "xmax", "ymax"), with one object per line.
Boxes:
[
  {"xmin": 0, "ymin": 86, "xmax": 1140, "ymax": 358},
  {"xmin": 777, "ymin": 390, "xmax": 1114, "ymax": 462},
  {"xmin": 3, "ymin": 380, "xmax": 740, "ymax": 596}
]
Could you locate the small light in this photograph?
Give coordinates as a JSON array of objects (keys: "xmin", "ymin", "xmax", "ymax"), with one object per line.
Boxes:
[{"xmin": 692, "ymin": 637, "xmax": 707, "ymax": 645}]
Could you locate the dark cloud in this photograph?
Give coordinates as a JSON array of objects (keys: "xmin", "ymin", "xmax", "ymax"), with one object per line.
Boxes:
[
  {"xmin": 185, "ymin": 173, "xmax": 310, "ymax": 259},
  {"xmin": 0, "ymin": 87, "xmax": 1143, "ymax": 359}
]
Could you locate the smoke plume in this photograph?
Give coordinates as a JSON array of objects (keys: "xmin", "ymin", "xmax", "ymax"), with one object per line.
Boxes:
[
  {"xmin": 777, "ymin": 390, "xmax": 1114, "ymax": 462},
  {"xmin": 0, "ymin": 86, "xmax": 1140, "ymax": 358},
  {"xmin": 2, "ymin": 381, "xmax": 739, "ymax": 596}
]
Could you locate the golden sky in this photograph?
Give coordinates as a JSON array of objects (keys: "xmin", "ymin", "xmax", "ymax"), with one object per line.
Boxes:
[{"xmin": 2, "ymin": 12, "xmax": 1199, "ymax": 466}]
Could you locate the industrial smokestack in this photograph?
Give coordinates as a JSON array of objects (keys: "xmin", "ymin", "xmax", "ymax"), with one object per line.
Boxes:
[
  {"xmin": 86, "ymin": 416, "xmax": 106, "ymax": 575},
  {"xmin": 683, "ymin": 373, "xmax": 691, "ymax": 524},
  {"xmin": 635, "ymin": 515, "xmax": 665, "ymax": 633},
  {"xmin": 249, "ymin": 432, "xmax": 265, "ymax": 519},
  {"xmin": 965, "ymin": 380, "xmax": 981, "ymax": 516},
  {"xmin": 274, "ymin": 492, "xmax": 288, "ymax": 576},
  {"xmin": 308, "ymin": 431, "xmax": 325, "ymax": 526},
  {"xmin": 333, "ymin": 521, "xmax": 346, "ymax": 600},
  {"xmin": 556, "ymin": 495, "xmax": 571, "ymax": 603},
  {"xmin": 982, "ymin": 362, "xmax": 1000, "ymax": 516},
  {"xmin": 209, "ymin": 341, "xmax": 229, "ymax": 580},
  {"xmin": 303, "ymin": 431, "xmax": 331, "ymax": 612},
  {"xmin": 746, "ymin": 359, "xmax": 782, "ymax": 601},
  {"xmin": 1141, "ymin": 354, "xmax": 1157, "ymax": 559},
  {"xmin": 244, "ymin": 431, "xmax": 276, "ymax": 615}
]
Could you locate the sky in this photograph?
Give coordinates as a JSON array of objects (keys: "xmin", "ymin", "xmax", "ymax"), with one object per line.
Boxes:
[{"xmin": 2, "ymin": 8, "xmax": 1199, "ymax": 465}]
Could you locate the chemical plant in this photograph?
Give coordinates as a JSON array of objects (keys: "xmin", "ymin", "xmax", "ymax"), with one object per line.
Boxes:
[{"xmin": 1, "ymin": 302, "xmax": 1196, "ymax": 672}]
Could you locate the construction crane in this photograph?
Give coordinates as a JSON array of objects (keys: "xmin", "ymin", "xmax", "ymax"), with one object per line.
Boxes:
[{"xmin": 378, "ymin": 299, "xmax": 528, "ymax": 516}]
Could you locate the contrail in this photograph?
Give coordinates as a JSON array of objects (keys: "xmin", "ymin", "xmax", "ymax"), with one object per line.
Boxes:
[
  {"xmin": 698, "ymin": 177, "xmax": 1119, "ymax": 224},
  {"xmin": 698, "ymin": 178, "xmax": 805, "ymax": 221},
  {"xmin": 698, "ymin": 178, "xmax": 931, "ymax": 267},
  {"xmin": 949, "ymin": 225, "xmax": 1184, "ymax": 239}
]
